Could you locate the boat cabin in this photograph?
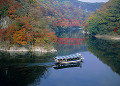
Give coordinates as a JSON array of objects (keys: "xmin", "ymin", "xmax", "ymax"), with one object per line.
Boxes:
[{"xmin": 54, "ymin": 53, "xmax": 83, "ymax": 63}]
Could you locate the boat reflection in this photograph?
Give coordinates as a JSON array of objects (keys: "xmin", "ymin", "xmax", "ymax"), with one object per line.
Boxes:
[{"xmin": 53, "ymin": 61, "xmax": 82, "ymax": 69}]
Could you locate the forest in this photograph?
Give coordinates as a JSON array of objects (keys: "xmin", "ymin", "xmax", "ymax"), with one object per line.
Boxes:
[
  {"xmin": 0, "ymin": 0, "xmax": 104, "ymax": 49},
  {"xmin": 0, "ymin": 0, "xmax": 58, "ymax": 47},
  {"xmin": 85, "ymin": 0, "xmax": 120, "ymax": 35},
  {"xmin": 0, "ymin": 0, "xmax": 91, "ymax": 48}
]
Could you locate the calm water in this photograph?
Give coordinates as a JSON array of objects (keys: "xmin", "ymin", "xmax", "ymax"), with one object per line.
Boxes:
[{"xmin": 0, "ymin": 34, "xmax": 120, "ymax": 86}]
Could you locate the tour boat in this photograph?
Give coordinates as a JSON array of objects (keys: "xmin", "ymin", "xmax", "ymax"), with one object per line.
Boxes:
[{"xmin": 54, "ymin": 53, "xmax": 84, "ymax": 64}]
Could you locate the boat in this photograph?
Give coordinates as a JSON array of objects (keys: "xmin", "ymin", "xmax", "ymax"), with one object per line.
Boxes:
[{"xmin": 54, "ymin": 53, "xmax": 84, "ymax": 64}]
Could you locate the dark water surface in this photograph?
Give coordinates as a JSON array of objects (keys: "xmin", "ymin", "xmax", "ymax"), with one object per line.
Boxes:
[{"xmin": 0, "ymin": 35, "xmax": 120, "ymax": 86}]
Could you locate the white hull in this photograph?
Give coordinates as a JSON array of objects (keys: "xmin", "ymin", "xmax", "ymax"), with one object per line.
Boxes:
[{"xmin": 57, "ymin": 59, "xmax": 82, "ymax": 64}]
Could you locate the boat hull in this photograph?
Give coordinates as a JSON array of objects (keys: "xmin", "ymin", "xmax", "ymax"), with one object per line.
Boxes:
[{"xmin": 55, "ymin": 59, "xmax": 82, "ymax": 64}]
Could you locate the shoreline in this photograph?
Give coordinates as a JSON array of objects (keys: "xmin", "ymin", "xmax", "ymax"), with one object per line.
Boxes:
[
  {"xmin": 95, "ymin": 35, "xmax": 120, "ymax": 41},
  {"xmin": 0, "ymin": 46, "xmax": 57, "ymax": 53}
]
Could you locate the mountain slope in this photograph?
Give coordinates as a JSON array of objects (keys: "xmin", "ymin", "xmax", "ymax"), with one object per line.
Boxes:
[{"xmin": 85, "ymin": 0, "xmax": 120, "ymax": 35}]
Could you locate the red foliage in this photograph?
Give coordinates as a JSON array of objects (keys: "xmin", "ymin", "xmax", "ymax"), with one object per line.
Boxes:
[
  {"xmin": 0, "ymin": 0, "xmax": 12, "ymax": 9},
  {"xmin": 0, "ymin": 29, "xmax": 6, "ymax": 41},
  {"xmin": 5, "ymin": 24, "xmax": 16, "ymax": 41},
  {"xmin": 114, "ymin": 27, "xmax": 118, "ymax": 32},
  {"xmin": 7, "ymin": 5, "xmax": 17, "ymax": 18},
  {"xmin": 16, "ymin": 16, "xmax": 33, "ymax": 30},
  {"xmin": 107, "ymin": 28, "xmax": 110, "ymax": 31}
]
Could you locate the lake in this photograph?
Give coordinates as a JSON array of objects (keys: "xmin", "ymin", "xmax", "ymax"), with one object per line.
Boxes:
[{"xmin": 0, "ymin": 32, "xmax": 120, "ymax": 86}]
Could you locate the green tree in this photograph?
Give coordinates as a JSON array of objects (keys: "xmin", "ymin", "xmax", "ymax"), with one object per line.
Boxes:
[{"xmin": 85, "ymin": 0, "xmax": 120, "ymax": 35}]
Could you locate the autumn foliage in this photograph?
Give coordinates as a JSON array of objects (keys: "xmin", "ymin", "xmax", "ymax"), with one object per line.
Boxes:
[
  {"xmin": 34, "ymin": 29, "xmax": 57, "ymax": 45},
  {"xmin": 0, "ymin": 14, "xmax": 57, "ymax": 45},
  {"xmin": 0, "ymin": 0, "xmax": 57, "ymax": 46},
  {"xmin": 0, "ymin": 0, "xmax": 60, "ymax": 46},
  {"xmin": 7, "ymin": 5, "xmax": 17, "ymax": 18}
]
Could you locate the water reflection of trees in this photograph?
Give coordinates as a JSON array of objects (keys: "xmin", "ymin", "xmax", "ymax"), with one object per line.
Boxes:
[
  {"xmin": 0, "ymin": 65, "xmax": 49, "ymax": 86},
  {"xmin": 86, "ymin": 36, "xmax": 120, "ymax": 75},
  {"xmin": 0, "ymin": 52, "xmax": 55, "ymax": 86},
  {"xmin": 55, "ymin": 29, "xmax": 87, "ymax": 55},
  {"xmin": 0, "ymin": 51, "xmax": 56, "ymax": 64},
  {"xmin": 55, "ymin": 44, "xmax": 87, "ymax": 56},
  {"xmin": 56, "ymin": 29, "xmax": 83, "ymax": 38}
]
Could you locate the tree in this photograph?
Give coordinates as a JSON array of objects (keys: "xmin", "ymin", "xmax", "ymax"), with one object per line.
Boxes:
[
  {"xmin": 85, "ymin": 0, "xmax": 120, "ymax": 35},
  {"xmin": 7, "ymin": 5, "xmax": 16, "ymax": 18}
]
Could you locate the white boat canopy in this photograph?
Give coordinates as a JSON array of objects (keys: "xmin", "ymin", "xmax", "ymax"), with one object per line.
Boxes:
[{"xmin": 55, "ymin": 53, "xmax": 81, "ymax": 60}]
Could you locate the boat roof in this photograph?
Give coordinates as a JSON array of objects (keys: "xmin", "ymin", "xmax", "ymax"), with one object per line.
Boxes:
[{"xmin": 55, "ymin": 53, "xmax": 81, "ymax": 60}]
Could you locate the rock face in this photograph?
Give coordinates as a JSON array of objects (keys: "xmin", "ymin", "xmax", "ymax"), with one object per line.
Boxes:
[
  {"xmin": 30, "ymin": 46, "xmax": 57, "ymax": 53},
  {"xmin": 0, "ymin": 45, "xmax": 57, "ymax": 53},
  {"xmin": 0, "ymin": 16, "xmax": 11, "ymax": 29},
  {"xmin": 9, "ymin": 47, "xmax": 29, "ymax": 52},
  {"xmin": 31, "ymin": 46, "xmax": 47, "ymax": 52},
  {"xmin": 95, "ymin": 35, "xmax": 120, "ymax": 41}
]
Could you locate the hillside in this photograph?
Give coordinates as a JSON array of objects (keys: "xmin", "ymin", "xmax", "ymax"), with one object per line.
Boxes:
[
  {"xmin": 0, "ymin": 0, "xmax": 89, "ymax": 48},
  {"xmin": 0, "ymin": 0, "xmax": 103, "ymax": 51},
  {"xmin": 85, "ymin": 0, "xmax": 120, "ymax": 35},
  {"xmin": 67, "ymin": 0, "xmax": 103, "ymax": 12}
]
